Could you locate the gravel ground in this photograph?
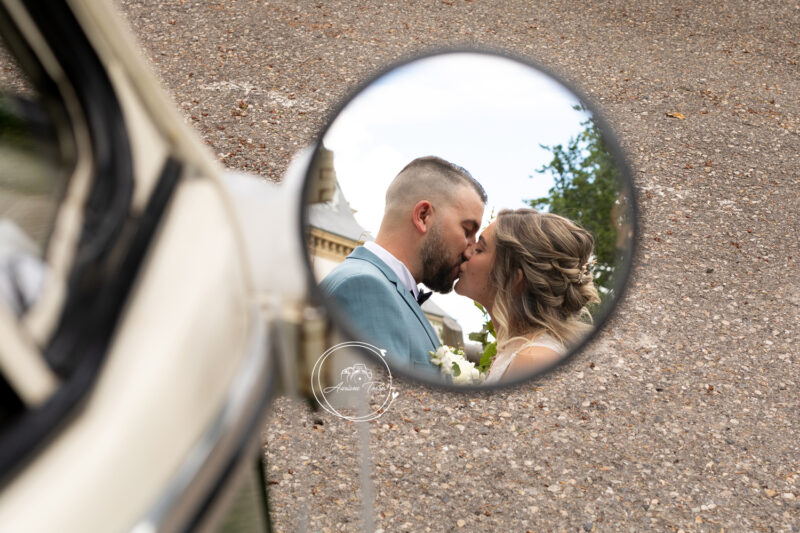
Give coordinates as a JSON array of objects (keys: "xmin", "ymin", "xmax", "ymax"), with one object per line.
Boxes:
[{"xmin": 117, "ymin": 1, "xmax": 800, "ymax": 531}]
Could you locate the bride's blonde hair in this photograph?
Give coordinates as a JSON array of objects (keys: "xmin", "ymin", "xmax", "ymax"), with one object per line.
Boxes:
[{"xmin": 490, "ymin": 209, "xmax": 601, "ymax": 348}]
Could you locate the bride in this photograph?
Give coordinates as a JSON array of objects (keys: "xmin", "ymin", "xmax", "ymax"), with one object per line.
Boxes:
[{"xmin": 454, "ymin": 208, "xmax": 601, "ymax": 384}]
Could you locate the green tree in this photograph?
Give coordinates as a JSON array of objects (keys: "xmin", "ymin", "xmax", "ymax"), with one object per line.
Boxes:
[
  {"xmin": 467, "ymin": 302, "xmax": 496, "ymax": 373},
  {"xmin": 529, "ymin": 107, "xmax": 623, "ymax": 299}
]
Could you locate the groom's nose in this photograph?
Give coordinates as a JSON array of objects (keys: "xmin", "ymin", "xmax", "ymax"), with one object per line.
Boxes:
[{"xmin": 463, "ymin": 242, "xmax": 475, "ymax": 260}]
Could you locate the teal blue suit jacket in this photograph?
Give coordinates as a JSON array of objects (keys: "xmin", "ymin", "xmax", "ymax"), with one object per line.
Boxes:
[{"xmin": 319, "ymin": 246, "xmax": 441, "ymax": 378}]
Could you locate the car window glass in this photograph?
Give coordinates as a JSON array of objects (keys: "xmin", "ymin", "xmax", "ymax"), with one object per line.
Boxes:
[{"xmin": 0, "ymin": 43, "xmax": 66, "ymax": 316}]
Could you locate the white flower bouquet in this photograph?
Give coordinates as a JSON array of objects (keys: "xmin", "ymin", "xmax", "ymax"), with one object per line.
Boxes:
[{"xmin": 429, "ymin": 345, "xmax": 485, "ymax": 385}]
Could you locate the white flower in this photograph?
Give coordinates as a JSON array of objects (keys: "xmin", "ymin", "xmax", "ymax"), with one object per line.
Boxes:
[{"xmin": 429, "ymin": 345, "xmax": 485, "ymax": 385}]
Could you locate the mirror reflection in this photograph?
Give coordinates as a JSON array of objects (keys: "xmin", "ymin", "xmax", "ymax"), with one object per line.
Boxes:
[{"xmin": 305, "ymin": 52, "xmax": 634, "ymax": 388}]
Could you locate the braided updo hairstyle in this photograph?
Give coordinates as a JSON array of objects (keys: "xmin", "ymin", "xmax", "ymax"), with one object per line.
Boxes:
[{"xmin": 491, "ymin": 208, "xmax": 601, "ymax": 346}]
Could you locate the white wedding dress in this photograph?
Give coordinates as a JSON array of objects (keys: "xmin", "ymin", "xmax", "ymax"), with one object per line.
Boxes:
[{"xmin": 484, "ymin": 333, "xmax": 565, "ymax": 384}]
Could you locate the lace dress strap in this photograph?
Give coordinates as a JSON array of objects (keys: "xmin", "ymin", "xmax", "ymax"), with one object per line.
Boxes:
[
  {"xmin": 484, "ymin": 334, "xmax": 565, "ymax": 384},
  {"xmin": 521, "ymin": 334, "xmax": 565, "ymax": 354}
]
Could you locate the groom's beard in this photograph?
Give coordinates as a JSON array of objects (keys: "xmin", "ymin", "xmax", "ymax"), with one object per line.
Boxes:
[{"xmin": 419, "ymin": 223, "xmax": 464, "ymax": 293}]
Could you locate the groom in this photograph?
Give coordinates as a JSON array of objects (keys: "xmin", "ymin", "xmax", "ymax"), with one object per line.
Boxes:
[{"xmin": 320, "ymin": 156, "xmax": 486, "ymax": 377}]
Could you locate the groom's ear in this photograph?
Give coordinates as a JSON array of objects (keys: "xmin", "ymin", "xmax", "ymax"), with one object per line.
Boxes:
[{"xmin": 412, "ymin": 201, "xmax": 433, "ymax": 233}]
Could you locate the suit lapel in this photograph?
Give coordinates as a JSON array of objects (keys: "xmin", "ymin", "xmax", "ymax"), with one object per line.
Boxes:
[
  {"xmin": 348, "ymin": 247, "xmax": 440, "ymax": 348},
  {"xmin": 394, "ymin": 284, "xmax": 441, "ymax": 348}
]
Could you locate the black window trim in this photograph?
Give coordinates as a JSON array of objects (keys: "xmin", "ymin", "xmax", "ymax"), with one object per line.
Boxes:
[{"xmin": 0, "ymin": 0, "xmax": 182, "ymax": 485}]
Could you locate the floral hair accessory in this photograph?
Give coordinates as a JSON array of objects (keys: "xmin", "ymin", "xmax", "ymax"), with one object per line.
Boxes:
[{"xmin": 577, "ymin": 257, "xmax": 596, "ymax": 285}]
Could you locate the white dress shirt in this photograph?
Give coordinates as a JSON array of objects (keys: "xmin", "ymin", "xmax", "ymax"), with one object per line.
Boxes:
[{"xmin": 363, "ymin": 241, "xmax": 420, "ymax": 299}]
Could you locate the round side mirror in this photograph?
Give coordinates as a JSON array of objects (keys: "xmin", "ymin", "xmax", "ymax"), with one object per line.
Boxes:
[{"xmin": 303, "ymin": 51, "xmax": 636, "ymax": 390}]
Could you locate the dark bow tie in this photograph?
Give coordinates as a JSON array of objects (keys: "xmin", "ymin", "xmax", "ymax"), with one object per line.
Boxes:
[{"xmin": 415, "ymin": 290, "xmax": 432, "ymax": 306}]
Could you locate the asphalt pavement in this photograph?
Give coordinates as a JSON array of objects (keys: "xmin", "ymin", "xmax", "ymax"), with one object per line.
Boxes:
[{"xmin": 118, "ymin": 1, "xmax": 799, "ymax": 531}]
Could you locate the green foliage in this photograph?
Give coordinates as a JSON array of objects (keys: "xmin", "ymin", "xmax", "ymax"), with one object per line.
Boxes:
[
  {"xmin": 477, "ymin": 342, "xmax": 497, "ymax": 374},
  {"xmin": 530, "ymin": 105, "xmax": 624, "ymax": 299},
  {"xmin": 468, "ymin": 302, "xmax": 497, "ymax": 373},
  {"xmin": 451, "ymin": 362, "xmax": 461, "ymax": 377}
]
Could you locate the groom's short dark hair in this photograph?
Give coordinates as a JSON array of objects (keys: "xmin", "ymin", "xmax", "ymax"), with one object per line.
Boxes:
[{"xmin": 386, "ymin": 156, "xmax": 487, "ymax": 210}]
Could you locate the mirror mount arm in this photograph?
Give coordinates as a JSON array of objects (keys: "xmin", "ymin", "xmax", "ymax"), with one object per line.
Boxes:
[
  {"xmin": 269, "ymin": 303, "xmax": 331, "ymax": 402},
  {"xmin": 218, "ymin": 147, "xmax": 340, "ymax": 402}
]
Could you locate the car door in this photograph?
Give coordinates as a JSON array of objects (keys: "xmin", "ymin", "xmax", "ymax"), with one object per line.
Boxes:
[{"xmin": 0, "ymin": 1, "xmax": 275, "ymax": 531}]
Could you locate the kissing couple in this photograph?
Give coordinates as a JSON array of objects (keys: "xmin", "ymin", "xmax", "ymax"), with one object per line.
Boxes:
[{"xmin": 320, "ymin": 156, "xmax": 600, "ymax": 385}]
